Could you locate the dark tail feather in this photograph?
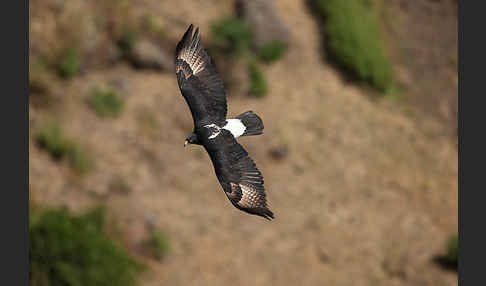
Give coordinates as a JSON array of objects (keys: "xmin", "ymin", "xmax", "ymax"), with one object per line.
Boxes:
[{"xmin": 234, "ymin": 110, "xmax": 264, "ymax": 136}]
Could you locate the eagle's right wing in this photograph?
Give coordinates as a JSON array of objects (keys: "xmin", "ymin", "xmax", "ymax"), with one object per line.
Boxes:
[
  {"xmin": 204, "ymin": 131, "xmax": 274, "ymax": 220},
  {"xmin": 175, "ymin": 24, "xmax": 227, "ymax": 126}
]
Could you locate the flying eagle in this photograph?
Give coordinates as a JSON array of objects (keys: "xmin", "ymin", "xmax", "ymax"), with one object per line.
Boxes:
[{"xmin": 175, "ymin": 24, "xmax": 274, "ymax": 220}]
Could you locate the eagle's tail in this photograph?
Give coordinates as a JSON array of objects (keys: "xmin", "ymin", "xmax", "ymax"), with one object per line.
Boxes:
[{"xmin": 234, "ymin": 111, "xmax": 264, "ymax": 136}]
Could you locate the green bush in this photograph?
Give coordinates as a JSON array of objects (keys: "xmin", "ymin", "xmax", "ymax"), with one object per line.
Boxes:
[
  {"xmin": 36, "ymin": 123, "xmax": 67, "ymax": 160},
  {"xmin": 89, "ymin": 88, "xmax": 124, "ymax": 118},
  {"xmin": 58, "ymin": 48, "xmax": 80, "ymax": 79},
  {"xmin": 258, "ymin": 41, "xmax": 288, "ymax": 63},
  {"xmin": 446, "ymin": 233, "xmax": 458, "ymax": 268},
  {"xmin": 30, "ymin": 58, "xmax": 51, "ymax": 96},
  {"xmin": 141, "ymin": 14, "xmax": 166, "ymax": 41},
  {"xmin": 67, "ymin": 146, "xmax": 93, "ymax": 174},
  {"xmin": 117, "ymin": 29, "xmax": 137, "ymax": 58},
  {"xmin": 211, "ymin": 16, "xmax": 253, "ymax": 56},
  {"xmin": 36, "ymin": 122, "xmax": 93, "ymax": 173},
  {"xmin": 30, "ymin": 207, "xmax": 144, "ymax": 286},
  {"xmin": 147, "ymin": 228, "xmax": 170, "ymax": 261},
  {"xmin": 248, "ymin": 61, "xmax": 267, "ymax": 97},
  {"xmin": 316, "ymin": 0, "xmax": 393, "ymax": 92}
]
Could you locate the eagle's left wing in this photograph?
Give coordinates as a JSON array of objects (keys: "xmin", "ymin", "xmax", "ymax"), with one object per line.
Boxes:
[
  {"xmin": 175, "ymin": 24, "xmax": 227, "ymax": 127},
  {"xmin": 203, "ymin": 130, "xmax": 274, "ymax": 220}
]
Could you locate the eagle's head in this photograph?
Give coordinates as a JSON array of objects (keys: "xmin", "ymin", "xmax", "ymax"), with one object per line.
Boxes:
[{"xmin": 184, "ymin": 132, "xmax": 199, "ymax": 147}]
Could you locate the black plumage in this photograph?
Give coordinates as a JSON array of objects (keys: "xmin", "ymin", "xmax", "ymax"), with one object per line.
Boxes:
[
  {"xmin": 175, "ymin": 25, "xmax": 227, "ymax": 126},
  {"xmin": 175, "ymin": 24, "xmax": 274, "ymax": 220}
]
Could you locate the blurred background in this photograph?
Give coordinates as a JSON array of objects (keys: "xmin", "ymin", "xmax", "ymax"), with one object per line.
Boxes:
[{"xmin": 29, "ymin": 0, "xmax": 458, "ymax": 285}]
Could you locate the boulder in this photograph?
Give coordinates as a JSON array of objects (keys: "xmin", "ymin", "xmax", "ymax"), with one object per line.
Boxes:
[
  {"xmin": 129, "ymin": 39, "xmax": 171, "ymax": 71},
  {"xmin": 236, "ymin": 0, "xmax": 290, "ymax": 50}
]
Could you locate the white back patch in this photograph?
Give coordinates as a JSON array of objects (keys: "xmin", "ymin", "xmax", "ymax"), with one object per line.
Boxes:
[
  {"xmin": 204, "ymin": 123, "xmax": 221, "ymax": 139},
  {"xmin": 223, "ymin": 119, "xmax": 246, "ymax": 138}
]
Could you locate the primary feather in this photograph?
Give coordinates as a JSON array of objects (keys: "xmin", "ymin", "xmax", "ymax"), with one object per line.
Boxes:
[{"xmin": 175, "ymin": 24, "xmax": 227, "ymax": 126}]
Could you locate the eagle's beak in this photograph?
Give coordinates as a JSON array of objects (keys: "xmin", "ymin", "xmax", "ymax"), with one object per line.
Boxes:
[{"xmin": 184, "ymin": 140, "xmax": 189, "ymax": 148}]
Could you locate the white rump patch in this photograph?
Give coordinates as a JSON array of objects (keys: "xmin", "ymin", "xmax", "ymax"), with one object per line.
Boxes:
[{"xmin": 223, "ymin": 119, "xmax": 246, "ymax": 138}]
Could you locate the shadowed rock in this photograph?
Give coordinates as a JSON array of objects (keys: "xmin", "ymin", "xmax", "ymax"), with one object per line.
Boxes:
[
  {"xmin": 129, "ymin": 39, "xmax": 171, "ymax": 71},
  {"xmin": 236, "ymin": 0, "xmax": 290, "ymax": 50},
  {"xmin": 269, "ymin": 144, "xmax": 289, "ymax": 160}
]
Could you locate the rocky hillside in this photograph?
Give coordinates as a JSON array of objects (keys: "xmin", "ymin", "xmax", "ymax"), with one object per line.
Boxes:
[{"xmin": 30, "ymin": 0, "xmax": 458, "ymax": 285}]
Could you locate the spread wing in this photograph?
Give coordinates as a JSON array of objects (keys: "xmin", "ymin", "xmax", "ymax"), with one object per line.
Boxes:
[
  {"xmin": 175, "ymin": 24, "xmax": 227, "ymax": 126},
  {"xmin": 203, "ymin": 130, "xmax": 274, "ymax": 220}
]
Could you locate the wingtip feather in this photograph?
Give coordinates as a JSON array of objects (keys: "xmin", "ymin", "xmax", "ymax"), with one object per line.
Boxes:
[
  {"xmin": 261, "ymin": 208, "xmax": 275, "ymax": 221},
  {"xmin": 176, "ymin": 24, "xmax": 195, "ymax": 55},
  {"xmin": 186, "ymin": 24, "xmax": 194, "ymax": 36}
]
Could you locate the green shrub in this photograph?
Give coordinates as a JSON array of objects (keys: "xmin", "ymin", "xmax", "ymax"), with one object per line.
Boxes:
[
  {"xmin": 58, "ymin": 48, "xmax": 80, "ymax": 79},
  {"xmin": 30, "ymin": 207, "xmax": 144, "ymax": 286},
  {"xmin": 89, "ymin": 88, "xmax": 124, "ymax": 118},
  {"xmin": 316, "ymin": 0, "xmax": 393, "ymax": 92},
  {"xmin": 36, "ymin": 123, "xmax": 67, "ymax": 160},
  {"xmin": 141, "ymin": 14, "xmax": 157, "ymax": 32},
  {"xmin": 67, "ymin": 146, "xmax": 93, "ymax": 174},
  {"xmin": 211, "ymin": 16, "xmax": 253, "ymax": 56},
  {"xmin": 248, "ymin": 61, "xmax": 267, "ymax": 97},
  {"xmin": 36, "ymin": 122, "xmax": 93, "ymax": 173},
  {"xmin": 147, "ymin": 228, "xmax": 170, "ymax": 261},
  {"xmin": 446, "ymin": 233, "xmax": 458, "ymax": 268},
  {"xmin": 141, "ymin": 14, "xmax": 166, "ymax": 41},
  {"xmin": 258, "ymin": 40, "xmax": 288, "ymax": 63},
  {"xmin": 30, "ymin": 58, "xmax": 52, "ymax": 96},
  {"xmin": 117, "ymin": 29, "xmax": 137, "ymax": 58}
]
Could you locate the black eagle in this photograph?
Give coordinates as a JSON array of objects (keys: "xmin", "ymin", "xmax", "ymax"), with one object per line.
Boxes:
[{"xmin": 175, "ymin": 24, "xmax": 274, "ymax": 220}]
